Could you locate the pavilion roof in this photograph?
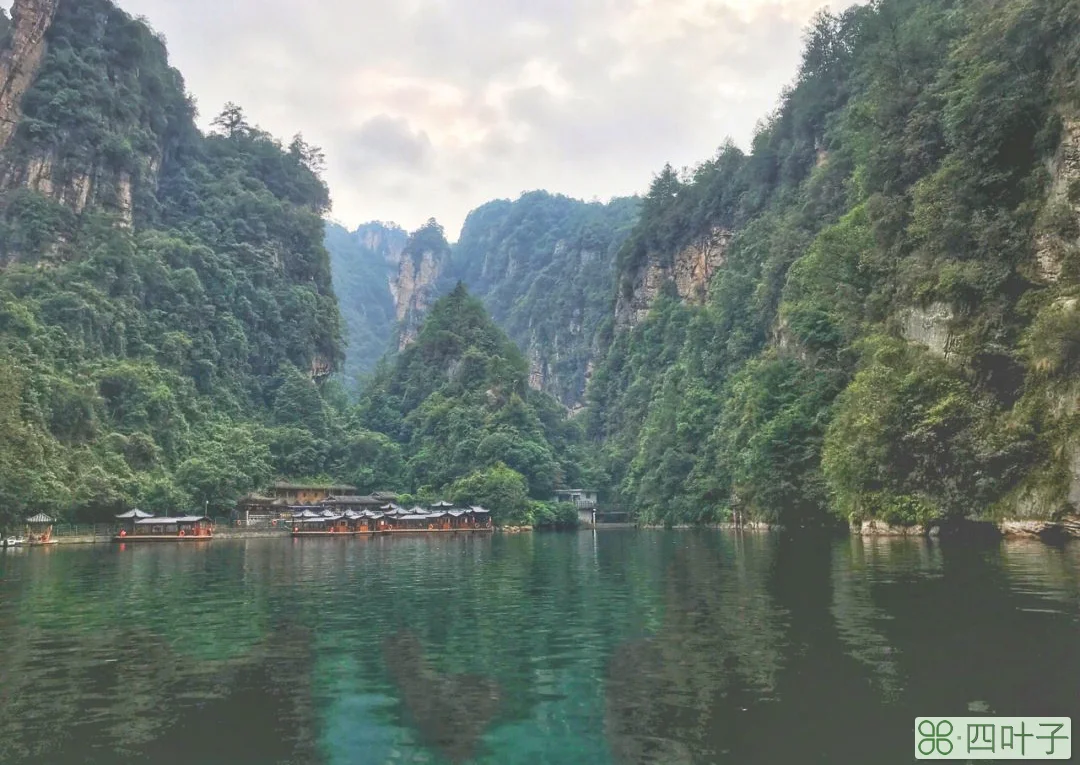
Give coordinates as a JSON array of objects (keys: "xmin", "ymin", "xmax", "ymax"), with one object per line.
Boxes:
[
  {"xmin": 115, "ymin": 509, "xmax": 154, "ymax": 519},
  {"xmin": 272, "ymin": 482, "xmax": 358, "ymax": 491},
  {"xmin": 321, "ymin": 495, "xmax": 390, "ymax": 507},
  {"xmin": 25, "ymin": 513, "xmax": 55, "ymax": 524},
  {"xmin": 429, "ymin": 500, "xmax": 454, "ymax": 508}
]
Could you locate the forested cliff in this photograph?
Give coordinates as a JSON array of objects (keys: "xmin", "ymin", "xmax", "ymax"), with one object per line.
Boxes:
[
  {"xmin": 6, "ymin": 0, "xmax": 1080, "ymax": 534},
  {"xmin": 328, "ymin": 192, "xmax": 638, "ymax": 408},
  {"xmin": 588, "ymin": 0, "xmax": 1080, "ymax": 529},
  {"xmin": 0, "ymin": 0, "xmax": 347, "ymax": 524},
  {"xmin": 0, "ymin": 0, "xmax": 587, "ymax": 529}
]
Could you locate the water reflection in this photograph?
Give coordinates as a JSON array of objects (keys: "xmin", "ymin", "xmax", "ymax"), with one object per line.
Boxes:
[
  {"xmin": 1, "ymin": 533, "xmax": 1079, "ymax": 764},
  {"xmin": 383, "ymin": 630, "xmax": 501, "ymax": 763},
  {"xmin": 604, "ymin": 532, "xmax": 785, "ymax": 765}
]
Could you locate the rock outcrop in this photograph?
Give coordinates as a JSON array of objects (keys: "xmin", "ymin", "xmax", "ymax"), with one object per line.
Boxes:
[
  {"xmin": 0, "ymin": 0, "xmax": 58, "ymax": 152},
  {"xmin": 899, "ymin": 302, "xmax": 957, "ymax": 359},
  {"xmin": 1033, "ymin": 116, "xmax": 1080, "ymax": 283},
  {"xmin": 615, "ymin": 226, "xmax": 730, "ymax": 329}
]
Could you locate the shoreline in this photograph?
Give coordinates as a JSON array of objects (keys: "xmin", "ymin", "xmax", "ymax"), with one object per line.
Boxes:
[{"xmin": 11, "ymin": 518, "xmax": 1080, "ymax": 548}]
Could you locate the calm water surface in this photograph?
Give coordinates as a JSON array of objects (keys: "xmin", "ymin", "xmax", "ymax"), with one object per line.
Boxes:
[{"xmin": 1, "ymin": 531, "xmax": 1078, "ymax": 764}]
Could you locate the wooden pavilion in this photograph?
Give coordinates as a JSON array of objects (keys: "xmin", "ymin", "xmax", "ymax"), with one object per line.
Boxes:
[{"xmin": 25, "ymin": 514, "xmax": 58, "ymax": 546}]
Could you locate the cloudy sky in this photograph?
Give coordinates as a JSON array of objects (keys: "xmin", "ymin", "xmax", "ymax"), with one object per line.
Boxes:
[{"xmin": 94, "ymin": 0, "xmax": 849, "ymax": 239}]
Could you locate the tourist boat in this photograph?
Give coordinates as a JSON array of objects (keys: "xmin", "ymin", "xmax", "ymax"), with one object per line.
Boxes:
[
  {"xmin": 3, "ymin": 536, "xmax": 26, "ymax": 548},
  {"xmin": 383, "ymin": 505, "xmax": 493, "ymax": 533},
  {"xmin": 24, "ymin": 514, "xmax": 59, "ymax": 546},
  {"xmin": 289, "ymin": 509, "xmax": 383, "ymax": 536},
  {"xmin": 288, "ymin": 502, "xmax": 494, "ymax": 535},
  {"xmin": 113, "ymin": 510, "xmax": 214, "ymax": 542}
]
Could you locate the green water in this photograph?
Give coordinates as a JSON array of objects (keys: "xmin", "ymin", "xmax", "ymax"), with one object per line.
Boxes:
[{"xmin": 0, "ymin": 531, "xmax": 1078, "ymax": 764}]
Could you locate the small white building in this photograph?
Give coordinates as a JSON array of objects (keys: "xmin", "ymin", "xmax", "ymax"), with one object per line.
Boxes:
[
  {"xmin": 552, "ymin": 489, "xmax": 598, "ymax": 526},
  {"xmin": 553, "ymin": 489, "xmax": 597, "ymax": 508}
]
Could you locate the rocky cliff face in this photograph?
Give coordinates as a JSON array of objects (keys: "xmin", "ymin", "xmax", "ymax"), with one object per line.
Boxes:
[
  {"xmin": 391, "ymin": 220, "xmax": 452, "ymax": 351},
  {"xmin": 898, "ymin": 302, "xmax": 957, "ymax": 359},
  {"xmin": 0, "ymin": 0, "xmax": 57, "ymax": 151},
  {"xmin": 0, "ymin": 0, "xmax": 172, "ymax": 236},
  {"xmin": 1033, "ymin": 116, "xmax": 1080, "ymax": 283},
  {"xmin": 615, "ymin": 226, "xmax": 730, "ymax": 329},
  {"xmin": 394, "ymin": 247, "xmax": 448, "ymax": 348}
]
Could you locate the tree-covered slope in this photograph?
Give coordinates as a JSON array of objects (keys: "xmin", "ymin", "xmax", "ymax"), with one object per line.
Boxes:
[
  {"xmin": 325, "ymin": 220, "xmax": 405, "ymax": 388},
  {"xmin": 450, "ymin": 191, "xmax": 640, "ymax": 407},
  {"xmin": 330, "ymin": 192, "xmax": 639, "ymax": 408},
  {"xmin": 355, "ymin": 284, "xmax": 596, "ymax": 525},
  {"xmin": 589, "ymin": 0, "xmax": 1080, "ymax": 528},
  {"xmin": 0, "ymin": 0, "xmax": 350, "ymax": 527}
]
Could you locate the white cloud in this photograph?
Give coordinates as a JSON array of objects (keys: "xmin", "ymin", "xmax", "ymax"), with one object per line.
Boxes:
[{"xmin": 114, "ymin": 0, "xmax": 857, "ymax": 239}]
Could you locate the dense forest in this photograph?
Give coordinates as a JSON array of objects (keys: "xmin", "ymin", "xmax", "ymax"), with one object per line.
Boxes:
[
  {"xmin": 588, "ymin": 0, "xmax": 1080, "ymax": 528},
  {"xmin": 0, "ymin": 0, "xmax": 350, "ymax": 527},
  {"xmin": 353, "ymin": 284, "xmax": 592, "ymax": 526}
]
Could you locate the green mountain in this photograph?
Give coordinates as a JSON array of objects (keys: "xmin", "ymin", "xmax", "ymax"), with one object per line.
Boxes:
[
  {"xmin": 0, "ymin": 0, "xmax": 348, "ymax": 526},
  {"xmin": 588, "ymin": 0, "xmax": 1080, "ymax": 528},
  {"xmin": 450, "ymin": 192, "xmax": 640, "ymax": 407},
  {"xmin": 328, "ymin": 192, "xmax": 638, "ymax": 408},
  {"xmin": 325, "ymin": 220, "xmax": 406, "ymax": 388},
  {"xmin": 355, "ymin": 284, "xmax": 596, "ymax": 525}
]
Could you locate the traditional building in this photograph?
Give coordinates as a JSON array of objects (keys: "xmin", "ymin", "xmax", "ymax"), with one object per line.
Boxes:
[{"xmin": 269, "ymin": 482, "xmax": 360, "ymax": 505}]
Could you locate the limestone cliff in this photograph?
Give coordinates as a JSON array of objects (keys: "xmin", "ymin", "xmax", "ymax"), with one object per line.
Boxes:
[
  {"xmin": 392, "ymin": 220, "xmax": 452, "ymax": 350},
  {"xmin": 0, "ymin": 0, "xmax": 58, "ymax": 152},
  {"xmin": 615, "ymin": 226, "xmax": 730, "ymax": 329},
  {"xmin": 898, "ymin": 302, "xmax": 958, "ymax": 359},
  {"xmin": 0, "ymin": 0, "xmax": 171, "ymax": 236},
  {"xmin": 394, "ymin": 247, "xmax": 448, "ymax": 348},
  {"xmin": 1033, "ymin": 116, "xmax": 1080, "ymax": 283}
]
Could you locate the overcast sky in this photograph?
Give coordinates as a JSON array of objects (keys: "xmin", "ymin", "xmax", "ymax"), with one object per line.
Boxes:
[{"xmin": 30, "ymin": 0, "xmax": 848, "ymax": 238}]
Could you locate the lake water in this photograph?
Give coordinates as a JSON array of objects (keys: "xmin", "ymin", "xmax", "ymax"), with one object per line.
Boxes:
[{"xmin": 1, "ymin": 531, "xmax": 1078, "ymax": 764}]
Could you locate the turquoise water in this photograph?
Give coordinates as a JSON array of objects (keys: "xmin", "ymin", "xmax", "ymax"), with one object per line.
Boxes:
[{"xmin": 0, "ymin": 531, "xmax": 1078, "ymax": 764}]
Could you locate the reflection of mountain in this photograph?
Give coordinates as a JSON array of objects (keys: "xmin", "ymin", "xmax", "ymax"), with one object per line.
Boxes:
[
  {"xmin": 382, "ymin": 629, "xmax": 501, "ymax": 763},
  {"xmin": 0, "ymin": 542, "xmax": 318, "ymax": 764},
  {"xmin": 603, "ymin": 533, "xmax": 785, "ymax": 765}
]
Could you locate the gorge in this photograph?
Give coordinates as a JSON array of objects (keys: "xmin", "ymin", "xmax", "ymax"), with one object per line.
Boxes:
[{"xmin": 2, "ymin": 0, "xmax": 1080, "ymax": 539}]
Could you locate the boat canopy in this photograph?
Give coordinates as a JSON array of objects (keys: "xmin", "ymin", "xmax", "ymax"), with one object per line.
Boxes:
[
  {"xmin": 25, "ymin": 513, "xmax": 55, "ymax": 524},
  {"xmin": 430, "ymin": 500, "xmax": 454, "ymax": 508},
  {"xmin": 469, "ymin": 507, "xmax": 491, "ymax": 515},
  {"xmin": 399, "ymin": 514, "xmax": 434, "ymax": 521}
]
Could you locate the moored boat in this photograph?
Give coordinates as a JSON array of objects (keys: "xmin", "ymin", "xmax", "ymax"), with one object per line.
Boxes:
[{"xmin": 113, "ymin": 510, "xmax": 214, "ymax": 542}]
